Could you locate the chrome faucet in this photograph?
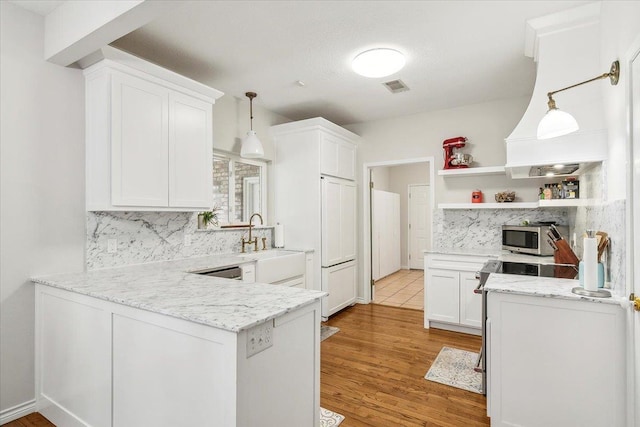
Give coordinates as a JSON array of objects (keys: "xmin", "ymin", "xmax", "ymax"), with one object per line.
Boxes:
[{"xmin": 241, "ymin": 213, "xmax": 264, "ymax": 253}]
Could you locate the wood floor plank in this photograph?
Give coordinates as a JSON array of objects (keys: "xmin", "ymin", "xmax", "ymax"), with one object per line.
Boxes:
[{"xmin": 321, "ymin": 304, "xmax": 489, "ymax": 427}]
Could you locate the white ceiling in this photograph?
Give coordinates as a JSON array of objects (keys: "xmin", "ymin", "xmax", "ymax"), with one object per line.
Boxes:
[
  {"xmin": 57, "ymin": 1, "xmax": 594, "ymax": 125},
  {"xmin": 10, "ymin": 0, "xmax": 63, "ymax": 16}
]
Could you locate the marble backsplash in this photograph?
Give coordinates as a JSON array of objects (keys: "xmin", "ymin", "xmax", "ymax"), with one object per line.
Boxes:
[
  {"xmin": 432, "ymin": 207, "xmax": 571, "ymax": 250},
  {"xmin": 87, "ymin": 212, "xmax": 272, "ymax": 270},
  {"xmin": 432, "ymin": 199, "xmax": 627, "ymax": 296},
  {"xmin": 573, "ymin": 199, "xmax": 626, "ymax": 295}
]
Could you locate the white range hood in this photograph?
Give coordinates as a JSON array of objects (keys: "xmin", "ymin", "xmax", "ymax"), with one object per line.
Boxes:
[{"xmin": 505, "ymin": 3, "xmax": 608, "ymax": 179}]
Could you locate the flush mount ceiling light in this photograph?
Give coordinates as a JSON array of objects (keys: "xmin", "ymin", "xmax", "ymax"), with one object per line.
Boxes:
[
  {"xmin": 537, "ymin": 60, "xmax": 620, "ymax": 140},
  {"xmin": 240, "ymin": 92, "xmax": 264, "ymax": 159},
  {"xmin": 352, "ymin": 48, "xmax": 405, "ymax": 78}
]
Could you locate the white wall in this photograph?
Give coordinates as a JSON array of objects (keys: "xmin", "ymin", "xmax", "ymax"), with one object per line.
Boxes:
[
  {"xmin": 348, "ymin": 96, "xmax": 531, "ymax": 203},
  {"xmin": 371, "ymin": 167, "xmax": 390, "ymax": 191},
  {"xmin": 347, "ymin": 96, "xmax": 530, "ymax": 300},
  {"xmin": 600, "ymin": 1, "xmax": 640, "ymax": 201},
  {"xmin": 212, "ymin": 92, "xmax": 291, "ymax": 223},
  {"xmin": 0, "ymin": 2, "xmax": 86, "ymax": 418}
]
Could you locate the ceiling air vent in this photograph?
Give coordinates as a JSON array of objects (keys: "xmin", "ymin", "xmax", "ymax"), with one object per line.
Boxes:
[{"xmin": 383, "ymin": 79, "xmax": 409, "ymax": 93}]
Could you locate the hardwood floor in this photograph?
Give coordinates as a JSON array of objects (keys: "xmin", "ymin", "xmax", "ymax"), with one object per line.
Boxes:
[
  {"xmin": 321, "ymin": 304, "xmax": 489, "ymax": 427},
  {"xmin": 3, "ymin": 412, "xmax": 52, "ymax": 427},
  {"xmin": 8, "ymin": 304, "xmax": 488, "ymax": 427}
]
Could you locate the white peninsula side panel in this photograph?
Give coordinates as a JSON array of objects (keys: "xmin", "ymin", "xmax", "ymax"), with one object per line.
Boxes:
[{"xmin": 35, "ymin": 284, "xmax": 321, "ymax": 427}]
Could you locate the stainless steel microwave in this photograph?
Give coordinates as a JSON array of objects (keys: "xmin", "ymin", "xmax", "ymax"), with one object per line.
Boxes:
[{"xmin": 502, "ymin": 224, "xmax": 568, "ymax": 256}]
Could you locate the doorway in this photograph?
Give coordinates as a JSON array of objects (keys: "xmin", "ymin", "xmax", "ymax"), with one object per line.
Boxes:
[
  {"xmin": 362, "ymin": 157, "xmax": 435, "ymax": 305},
  {"xmin": 408, "ymin": 184, "xmax": 430, "ymax": 270}
]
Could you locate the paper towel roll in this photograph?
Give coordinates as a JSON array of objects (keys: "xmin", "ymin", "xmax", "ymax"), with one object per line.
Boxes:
[
  {"xmin": 274, "ymin": 223, "xmax": 284, "ymax": 248},
  {"xmin": 582, "ymin": 236, "xmax": 598, "ymax": 291}
]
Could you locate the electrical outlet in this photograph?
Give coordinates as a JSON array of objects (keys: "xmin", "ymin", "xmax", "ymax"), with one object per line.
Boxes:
[
  {"xmin": 184, "ymin": 235, "xmax": 192, "ymax": 247},
  {"xmin": 107, "ymin": 239, "xmax": 117, "ymax": 254},
  {"xmin": 246, "ymin": 320, "xmax": 273, "ymax": 357}
]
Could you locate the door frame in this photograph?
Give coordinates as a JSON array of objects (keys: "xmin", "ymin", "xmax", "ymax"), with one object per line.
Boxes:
[
  {"xmin": 408, "ymin": 184, "xmax": 430, "ymax": 270},
  {"xmin": 361, "ymin": 157, "xmax": 435, "ymax": 304},
  {"xmin": 626, "ymin": 33, "xmax": 640, "ymax": 427}
]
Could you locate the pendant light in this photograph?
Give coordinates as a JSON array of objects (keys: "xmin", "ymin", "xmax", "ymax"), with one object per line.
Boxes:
[
  {"xmin": 241, "ymin": 91, "xmax": 264, "ymax": 158},
  {"xmin": 537, "ymin": 60, "xmax": 620, "ymax": 140}
]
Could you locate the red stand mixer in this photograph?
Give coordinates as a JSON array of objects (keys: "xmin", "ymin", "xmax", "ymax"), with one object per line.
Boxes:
[{"xmin": 443, "ymin": 136, "xmax": 473, "ymax": 169}]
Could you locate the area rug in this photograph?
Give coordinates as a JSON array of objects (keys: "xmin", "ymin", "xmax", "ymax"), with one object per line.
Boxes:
[
  {"xmin": 321, "ymin": 325, "xmax": 340, "ymax": 341},
  {"xmin": 424, "ymin": 346, "xmax": 482, "ymax": 394},
  {"xmin": 320, "ymin": 407, "xmax": 345, "ymax": 426}
]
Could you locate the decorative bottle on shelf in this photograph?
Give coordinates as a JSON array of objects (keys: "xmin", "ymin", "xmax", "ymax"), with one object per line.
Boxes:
[{"xmin": 543, "ymin": 185, "xmax": 552, "ymax": 200}]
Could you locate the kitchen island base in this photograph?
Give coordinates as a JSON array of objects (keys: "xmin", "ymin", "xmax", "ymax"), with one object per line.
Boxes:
[{"xmin": 35, "ymin": 284, "xmax": 321, "ymax": 427}]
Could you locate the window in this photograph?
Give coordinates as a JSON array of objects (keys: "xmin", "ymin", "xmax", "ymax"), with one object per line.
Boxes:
[{"xmin": 212, "ymin": 153, "xmax": 266, "ymax": 224}]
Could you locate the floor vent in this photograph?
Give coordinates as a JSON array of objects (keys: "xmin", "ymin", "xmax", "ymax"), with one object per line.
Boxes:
[{"xmin": 383, "ymin": 79, "xmax": 409, "ymax": 93}]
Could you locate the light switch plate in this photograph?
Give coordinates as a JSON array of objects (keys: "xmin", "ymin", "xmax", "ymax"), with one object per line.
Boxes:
[{"xmin": 247, "ymin": 320, "xmax": 273, "ymax": 357}]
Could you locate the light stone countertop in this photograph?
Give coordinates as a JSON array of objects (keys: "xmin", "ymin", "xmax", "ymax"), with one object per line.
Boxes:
[
  {"xmin": 485, "ymin": 273, "xmax": 627, "ymax": 307},
  {"xmin": 32, "ymin": 253, "xmax": 326, "ymax": 333},
  {"xmin": 424, "ymin": 248, "xmax": 501, "ymax": 257},
  {"xmin": 425, "ymin": 248, "xmax": 559, "ymax": 264}
]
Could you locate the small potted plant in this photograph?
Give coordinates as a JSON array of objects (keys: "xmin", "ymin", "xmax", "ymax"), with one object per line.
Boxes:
[{"xmin": 197, "ymin": 207, "xmax": 219, "ymax": 229}]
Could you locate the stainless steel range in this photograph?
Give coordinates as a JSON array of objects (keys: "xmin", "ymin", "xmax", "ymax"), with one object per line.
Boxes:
[{"xmin": 473, "ymin": 260, "xmax": 578, "ymax": 394}]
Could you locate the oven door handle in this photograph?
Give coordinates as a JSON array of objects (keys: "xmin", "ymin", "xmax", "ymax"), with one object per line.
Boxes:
[
  {"xmin": 473, "ymin": 281, "xmax": 484, "ymax": 294},
  {"xmin": 474, "ymin": 348, "xmax": 484, "ymax": 373}
]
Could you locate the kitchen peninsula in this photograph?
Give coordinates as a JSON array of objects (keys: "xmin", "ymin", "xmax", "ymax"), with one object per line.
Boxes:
[{"xmin": 32, "ymin": 255, "xmax": 325, "ymax": 427}]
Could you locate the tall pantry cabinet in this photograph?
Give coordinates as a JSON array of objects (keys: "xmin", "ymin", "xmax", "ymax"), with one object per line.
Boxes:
[{"xmin": 271, "ymin": 118, "xmax": 359, "ymax": 319}]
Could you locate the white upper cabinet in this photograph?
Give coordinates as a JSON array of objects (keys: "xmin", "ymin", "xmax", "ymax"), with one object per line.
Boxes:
[
  {"xmin": 320, "ymin": 133, "xmax": 356, "ymax": 180},
  {"xmin": 168, "ymin": 92, "xmax": 213, "ymax": 208},
  {"xmin": 84, "ymin": 48, "xmax": 222, "ymax": 211}
]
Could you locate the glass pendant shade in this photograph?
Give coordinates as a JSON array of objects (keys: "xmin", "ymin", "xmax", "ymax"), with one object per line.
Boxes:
[
  {"xmin": 352, "ymin": 48, "xmax": 405, "ymax": 78},
  {"xmin": 241, "ymin": 130, "xmax": 264, "ymax": 158},
  {"xmin": 537, "ymin": 108, "xmax": 579, "ymax": 140}
]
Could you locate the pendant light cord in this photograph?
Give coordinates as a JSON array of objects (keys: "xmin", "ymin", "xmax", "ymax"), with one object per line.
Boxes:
[{"xmin": 245, "ymin": 92, "xmax": 257, "ymax": 132}]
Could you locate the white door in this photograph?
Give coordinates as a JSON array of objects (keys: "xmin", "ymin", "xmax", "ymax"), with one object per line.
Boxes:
[
  {"xmin": 168, "ymin": 91, "xmax": 212, "ymax": 208},
  {"xmin": 321, "ymin": 176, "xmax": 356, "ymax": 267},
  {"xmin": 459, "ymin": 271, "xmax": 482, "ymax": 328},
  {"xmin": 372, "ymin": 190, "xmax": 400, "ymax": 280},
  {"xmin": 408, "ymin": 184, "xmax": 430, "ymax": 269},
  {"xmin": 111, "ymin": 72, "xmax": 169, "ymax": 207},
  {"xmin": 630, "ymin": 44, "xmax": 640, "ymax": 426}
]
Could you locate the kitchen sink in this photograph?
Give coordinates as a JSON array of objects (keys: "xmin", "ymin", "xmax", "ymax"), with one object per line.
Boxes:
[{"xmin": 238, "ymin": 250, "xmax": 305, "ymax": 284}]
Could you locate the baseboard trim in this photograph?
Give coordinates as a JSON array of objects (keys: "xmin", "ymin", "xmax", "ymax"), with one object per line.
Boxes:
[{"xmin": 0, "ymin": 399, "xmax": 35, "ymax": 424}]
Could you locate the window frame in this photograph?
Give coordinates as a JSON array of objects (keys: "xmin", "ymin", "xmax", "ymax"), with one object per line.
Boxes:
[{"xmin": 213, "ymin": 151, "xmax": 267, "ymax": 225}]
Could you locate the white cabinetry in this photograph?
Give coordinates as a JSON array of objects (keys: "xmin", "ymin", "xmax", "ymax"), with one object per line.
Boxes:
[
  {"xmin": 84, "ymin": 48, "xmax": 223, "ymax": 211},
  {"xmin": 320, "ymin": 133, "xmax": 356, "ymax": 180},
  {"xmin": 321, "ymin": 176, "xmax": 356, "ymax": 266},
  {"xmin": 323, "ymin": 260, "xmax": 357, "ymax": 316},
  {"xmin": 271, "ymin": 118, "xmax": 360, "ymax": 319},
  {"xmin": 487, "ymin": 291, "xmax": 626, "ymax": 426},
  {"xmin": 35, "ymin": 284, "xmax": 321, "ymax": 427},
  {"xmin": 424, "ymin": 253, "xmax": 488, "ymax": 334}
]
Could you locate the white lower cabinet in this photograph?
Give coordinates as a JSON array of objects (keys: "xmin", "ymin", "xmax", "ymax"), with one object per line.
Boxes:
[
  {"xmin": 323, "ymin": 260, "xmax": 357, "ymax": 316},
  {"xmin": 424, "ymin": 253, "xmax": 487, "ymax": 334},
  {"xmin": 35, "ymin": 285, "xmax": 321, "ymax": 427},
  {"xmin": 487, "ymin": 291, "xmax": 626, "ymax": 427}
]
